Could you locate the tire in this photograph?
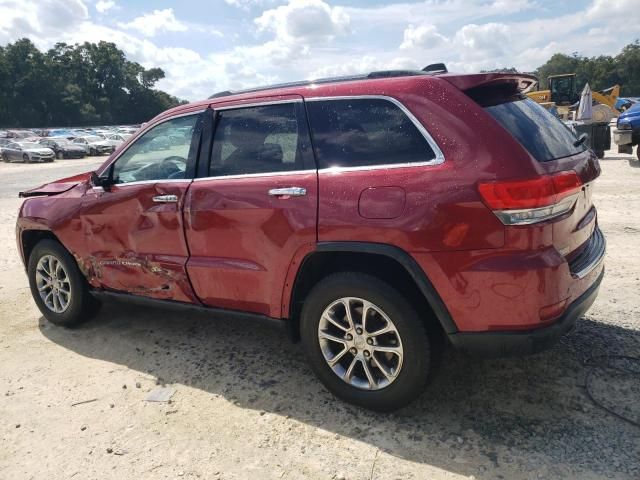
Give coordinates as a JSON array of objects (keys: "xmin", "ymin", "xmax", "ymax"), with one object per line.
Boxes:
[
  {"xmin": 300, "ymin": 272, "xmax": 433, "ymax": 411},
  {"xmin": 1, "ymin": 152, "xmax": 7, "ymax": 162},
  {"xmin": 89, "ymin": 148, "xmax": 96, "ymax": 156},
  {"xmin": 637, "ymin": 146, "xmax": 640, "ymax": 162},
  {"xmin": 595, "ymin": 150, "xmax": 605, "ymax": 159},
  {"xmin": 23, "ymin": 153, "xmax": 29, "ymax": 163},
  {"xmin": 56, "ymin": 151, "xmax": 64, "ymax": 159},
  {"xmin": 27, "ymin": 239, "xmax": 100, "ymax": 327}
]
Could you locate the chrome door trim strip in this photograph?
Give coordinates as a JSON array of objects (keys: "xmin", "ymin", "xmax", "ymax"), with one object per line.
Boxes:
[
  {"xmin": 304, "ymin": 95, "xmax": 445, "ymax": 166},
  {"xmin": 107, "ymin": 178, "xmax": 193, "ymax": 188},
  {"xmin": 193, "ymin": 169, "xmax": 316, "ymax": 182}
]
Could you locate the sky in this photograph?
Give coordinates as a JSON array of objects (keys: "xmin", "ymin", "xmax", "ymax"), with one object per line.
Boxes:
[{"xmin": 0, "ymin": 0, "xmax": 639, "ymax": 101}]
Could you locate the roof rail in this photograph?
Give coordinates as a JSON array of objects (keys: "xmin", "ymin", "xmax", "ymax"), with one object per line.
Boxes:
[{"xmin": 208, "ymin": 68, "xmax": 437, "ymax": 100}]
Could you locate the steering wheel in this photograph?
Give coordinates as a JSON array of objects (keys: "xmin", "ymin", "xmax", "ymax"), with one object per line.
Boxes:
[{"xmin": 162, "ymin": 155, "xmax": 186, "ymax": 166}]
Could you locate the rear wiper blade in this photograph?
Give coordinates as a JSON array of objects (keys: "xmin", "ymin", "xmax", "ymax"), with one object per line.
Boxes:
[{"xmin": 574, "ymin": 133, "xmax": 588, "ymax": 147}]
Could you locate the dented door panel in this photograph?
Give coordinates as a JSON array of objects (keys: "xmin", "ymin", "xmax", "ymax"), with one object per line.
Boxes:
[{"xmin": 79, "ymin": 181, "xmax": 197, "ymax": 302}]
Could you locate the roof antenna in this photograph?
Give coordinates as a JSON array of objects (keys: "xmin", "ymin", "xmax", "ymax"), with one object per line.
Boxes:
[{"xmin": 423, "ymin": 63, "xmax": 448, "ymax": 74}]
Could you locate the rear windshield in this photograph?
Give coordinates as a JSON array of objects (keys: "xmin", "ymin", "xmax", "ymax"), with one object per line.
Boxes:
[{"xmin": 471, "ymin": 87, "xmax": 586, "ymax": 162}]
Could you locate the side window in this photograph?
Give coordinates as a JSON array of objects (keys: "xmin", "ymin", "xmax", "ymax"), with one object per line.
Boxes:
[
  {"xmin": 209, "ymin": 102, "xmax": 314, "ymax": 177},
  {"xmin": 306, "ymin": 98, "xmax": 437, "ymax": 169},
  {"xmin": 111, "ymin": 114, "xmax": 199, "ymax": 184}
]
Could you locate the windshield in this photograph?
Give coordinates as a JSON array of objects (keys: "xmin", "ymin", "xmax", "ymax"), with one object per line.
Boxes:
[
  {"xmin": 20, "ymin": 143, "xmax": 41, "ymax": 149},
  {"xmin": 84, "ymin": 136, "xmax": 102, "ymax": 142}
]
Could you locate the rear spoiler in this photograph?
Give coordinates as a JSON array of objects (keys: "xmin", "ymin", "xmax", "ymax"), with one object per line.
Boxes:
[{"xmin": 439, "ymin": 73, "xmax": 537, "ymax": 92}]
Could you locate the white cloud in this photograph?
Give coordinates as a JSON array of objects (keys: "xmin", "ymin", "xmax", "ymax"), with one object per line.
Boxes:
[
  {"xmin": 455, "ymin": 22, "xmax": 510, "ymax": 54},
  {"xmin": 400, "ymin": 24, "xmax": 447, "ymax": 50},
  {"xmin": 95, "ymin": 0, "xmax": 116, "ymax": 14},
  {"xmin": 224, "ymin": 0, "xmax": 277, "ymax": 9},
  {"xmin": 308, "ymin": 56, "xmax": 420, "ymax": 79},
  {"xmin": 120, "ymin": 8, "xmax": 187, "ymax": 37},
  {"xmin": 255, "ymin": 0, "xmax": 350, "ymax": 44},
  {"xmin": 0, "ymin": 0, "xmax": 88, "ymax": 44}
]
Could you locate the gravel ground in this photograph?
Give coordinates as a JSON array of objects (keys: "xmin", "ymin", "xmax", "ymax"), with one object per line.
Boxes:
[{"xmin": 0, "ymin": 151, "xmax": 639, "ymax": 480}]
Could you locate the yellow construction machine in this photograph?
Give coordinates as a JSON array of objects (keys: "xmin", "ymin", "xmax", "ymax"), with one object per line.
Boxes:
[{"xmin": 526, "ymin": 73, "xmax": 621, "ymax": 121}]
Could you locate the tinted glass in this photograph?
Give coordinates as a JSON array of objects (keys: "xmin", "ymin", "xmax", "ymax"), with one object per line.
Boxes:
[
  {"xmin": 210, "ymin": 102, "xmax": 313, "ymax": 176},
  {"xmin": 111, "ymin": 114, "xmax": 198, "ymax": 184},
  {"xmin": 306, "ymin": 98, "xmax": 436, "ymax": 168},
  {"xmin": 484, "ymin": 97, "xmax": 586, "ymax": 162}
]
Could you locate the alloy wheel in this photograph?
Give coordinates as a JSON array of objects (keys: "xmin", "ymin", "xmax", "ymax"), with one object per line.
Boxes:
[
  {"xmin": 318, "ymin": 297, "xmax": 404, "ymax": 390},
  {"xmin": 35, "ymin": 255, "xmax": 72, "ymax": 313}
]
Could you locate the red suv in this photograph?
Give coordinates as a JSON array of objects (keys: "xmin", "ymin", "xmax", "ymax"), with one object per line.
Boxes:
[{"xmin": 17, "ymin": 69, "xmax": 605, "ymax": 411}]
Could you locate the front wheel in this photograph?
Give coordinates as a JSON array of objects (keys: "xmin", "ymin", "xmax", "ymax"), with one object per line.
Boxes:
[
  {"xmin": 89, "ymin": 148, "xmax": 96, "ymax": 156},
  {"xmin": 23, "ymin": 153, "xmax": 29, "ymax": 163},
  {"xmin": 300, "ymin": 272, "xmax": 433, "ymax": 411},
  {"xmin": 27, "ymin": 239, "xmax": 100, "ymax": 327},
  {"xmin": 56, "ymin": 151, "xmax": 64, "ymax": 159}
]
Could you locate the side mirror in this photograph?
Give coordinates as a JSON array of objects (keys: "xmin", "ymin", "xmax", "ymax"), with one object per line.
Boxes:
[{"xmin": 91, "ymin": 170, "xmax": 113, "ymax": 190}]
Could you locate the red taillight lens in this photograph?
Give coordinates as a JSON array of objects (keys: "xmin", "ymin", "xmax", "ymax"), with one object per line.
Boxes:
[
  {"xmin": 551, "ymin": 171, "xmax": 583, "ymax": 201},
  {"xmin": 478, "ymin": 171, "xmax": 582, "ymax": 210}
]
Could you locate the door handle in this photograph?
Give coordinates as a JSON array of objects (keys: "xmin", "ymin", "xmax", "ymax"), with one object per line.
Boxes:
[
  {"xmin": 153, "ymin": 194, "xmax": 178, "ymax": 203},
  {"xmin": 268, "ymin": 187, "xmax": 307, "ymax": 197}
]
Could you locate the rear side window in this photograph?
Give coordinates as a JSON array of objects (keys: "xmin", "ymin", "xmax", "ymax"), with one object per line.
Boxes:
[
  {"xmin": 210, "ymin": 102, "xmax": 314, "ymax": 177},
  {"xmin": 479, "ymin": 92, "xmax": 586, "ymax": 162},
  {"xmin": 306, "ymin": 98, "xmax": 437, "ymax": 169}
]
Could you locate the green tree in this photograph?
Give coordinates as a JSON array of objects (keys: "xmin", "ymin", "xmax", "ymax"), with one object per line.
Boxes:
[{"xmin": 0, "ymin": 38, "xmax": 184, "ymax": 128}]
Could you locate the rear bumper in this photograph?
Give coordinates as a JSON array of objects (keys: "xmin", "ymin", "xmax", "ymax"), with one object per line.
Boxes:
[{"xmin": 448, "ymin": 268, "xmax": 604, "ymax": 357}]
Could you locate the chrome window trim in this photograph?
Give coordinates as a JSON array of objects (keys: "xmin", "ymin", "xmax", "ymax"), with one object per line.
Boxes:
[
  {"xmin": 194, "ymin": 169, "xmax": 315, "ymax": 182},
  {"xmin": 305, "ymin": 95, "xmax": 445, "ymax": 167},
  {"xmin": 109, "ymin": 178, "xmax": 193, "ymax": 188},
  {"xmin": 96, "ymin": 109, "xmax": 205, "ymax": 177}
]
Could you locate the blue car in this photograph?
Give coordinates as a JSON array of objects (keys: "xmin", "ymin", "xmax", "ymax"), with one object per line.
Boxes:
[{"xmin": 614, "ymin": 102, "xmax": 640, "ymax": 160}]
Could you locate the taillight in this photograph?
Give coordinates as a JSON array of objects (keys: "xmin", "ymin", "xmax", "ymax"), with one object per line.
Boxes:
[{"xmin": 478, "ymin": 171, "xmax": 583, "ymax": 225}]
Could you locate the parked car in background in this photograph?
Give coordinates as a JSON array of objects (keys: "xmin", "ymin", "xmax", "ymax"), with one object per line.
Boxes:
[
  {"xmin": 47, "ymin": 129, "xmax": 77, "ymax": 139},
  {"xmin": 16, "ymin": 69, "xmax": 605, "ymax": 411},
  {"xmin": 614, "ymin": 102, "xmax": 640, "ymax": 160},
  {"xmin": 117, "ymin": 127, "xmax": 138, "ymax": 136},
  {"xmin": 7, "ymin": 130, "xmax": 38, "ymax": 139},
  {"xmin": 72, "ymin": 136, "xmax": 115, "ymax": 156},
  {"xmin": 102, "ymin": 133, "xmax": 128, "ymax": 149},
  {"xmin": 2, "ymin": 142, "xmax": 54, "ymax": 162},
  {"xmin": 38, "ymin": 138, "xmax": 86, "ymax": 159}
]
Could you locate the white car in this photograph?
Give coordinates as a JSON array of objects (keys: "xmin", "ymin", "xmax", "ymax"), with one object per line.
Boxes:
[
  {"xmin": 1, "ymin": 142, "xmax": 54, "ymax": 163},
  {"xmin": 72, "ymin": 136, "xmax": 115, "ymax": 156},
  {"xmin": 102, "ymin": 133, "xmax": 129, "ymax": 149}
]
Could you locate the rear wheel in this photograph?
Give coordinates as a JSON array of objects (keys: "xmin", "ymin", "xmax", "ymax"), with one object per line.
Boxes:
[
  {"xmin": 300, "ymin": 272, "xmax": 433, "ymax": 411},
  {"xmin": 27, "ymin": 239, "xmax": 100, "ymax": 327},
  {"xmin": 89, "ymin": 148, "xmax": 97, "ymax": 156},
  {"xmin": 22, "ymin": 153, "xmax": 29, "ymax": 163},
  {"xmin": 56, "ymin": 151, "xmax": 64, "ymax": 159},
  {"xmin": 637, "ymin": 146, "xmax": 640, "ymax": 162},
  {"xmin": 595, "ymin": 150, "xmax": 605, "ymax": 159}
]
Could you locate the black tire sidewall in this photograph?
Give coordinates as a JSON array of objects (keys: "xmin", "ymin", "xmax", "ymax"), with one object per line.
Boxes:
[
  {"xmin": 27, "ymin": 239, "xmax": 94, "ymax": 327},
  {"xmin": 300, "ymin": 273, "xmax": 431, "ymax": 411}
]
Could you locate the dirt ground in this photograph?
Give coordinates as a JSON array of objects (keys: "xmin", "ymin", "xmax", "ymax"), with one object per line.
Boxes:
[{"xmin": 0, "ymin": 149, "xmax": 639, "ymax": 480}]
